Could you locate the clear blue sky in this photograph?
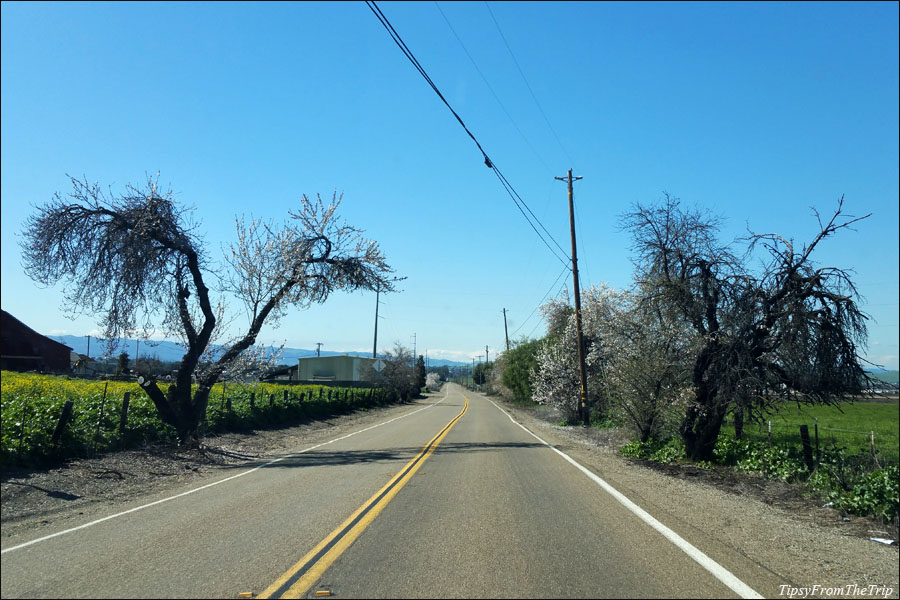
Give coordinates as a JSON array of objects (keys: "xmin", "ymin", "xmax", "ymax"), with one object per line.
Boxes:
[{"xmin": 2, "ymin": 1, "xmax": 898, "ymax": 368}]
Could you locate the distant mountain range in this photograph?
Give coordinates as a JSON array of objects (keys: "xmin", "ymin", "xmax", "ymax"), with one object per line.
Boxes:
[{"xmin": 49, "ymin": 335, "xmax": 468, "ymax": 368}]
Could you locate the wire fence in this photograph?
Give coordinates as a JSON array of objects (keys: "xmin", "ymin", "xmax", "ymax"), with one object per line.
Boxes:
[{"xmin": 722, "ymin": 416, "xmax": 899, "ymax": 470}]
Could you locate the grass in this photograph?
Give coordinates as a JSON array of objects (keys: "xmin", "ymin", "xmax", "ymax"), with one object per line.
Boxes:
[{"xmin": 722, "ymin": 399, "xmax": 899, "ymax": 464}]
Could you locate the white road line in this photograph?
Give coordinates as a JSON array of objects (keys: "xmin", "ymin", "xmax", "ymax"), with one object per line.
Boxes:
[
  {"xmin": 1, "ymin": 388, "xmax": 451, "ymax": 555},
  {"xmin": 486, "ymin": 396, "xmax": 764, "ymax": 600}
]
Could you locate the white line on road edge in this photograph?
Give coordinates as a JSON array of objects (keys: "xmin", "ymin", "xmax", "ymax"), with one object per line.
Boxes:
[
  {"xmin": 1, "ymin": 388, "xmax": 452, "ymax": 555},
  {"xmin": 486, "ymin": 397, "xmax": 764, "ymax": 600}
]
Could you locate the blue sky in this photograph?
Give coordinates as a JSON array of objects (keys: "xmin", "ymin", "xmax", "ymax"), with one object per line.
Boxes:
[{"xmin": 2, "ymin": 1, "xmax": 898, "ymax": 368}]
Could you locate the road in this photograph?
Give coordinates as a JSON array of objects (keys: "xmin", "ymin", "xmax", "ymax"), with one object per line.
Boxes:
[{"xmin": 1, "ymin": 384, "xmax": 769, "ymax": 598}]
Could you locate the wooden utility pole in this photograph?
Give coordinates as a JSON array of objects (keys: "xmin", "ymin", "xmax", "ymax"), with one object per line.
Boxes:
[
  {"xmin": 555, "ymin": 169, "xmax": 588, "ymax": 426},
  {"xmin": 502, "ymin": 308, "xmax": 510, "ymax": 352},
  {"xmin": 373, "ymin": 285, "xmax": 380, "ymax": 358},
  {"xmin": 316, "ymin": 343, "xmax": 323, "ymax": 357},
  {"xmin": 485, "ymin": 345, "xmax": 489, "ymax": 364},
  {"xmin": 372, "ymin": 276, "xmax": 406, "ymax": 359}
]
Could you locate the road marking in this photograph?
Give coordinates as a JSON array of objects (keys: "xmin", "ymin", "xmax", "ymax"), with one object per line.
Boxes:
[
  {"xmin": 0, "ymin": 388, "xmax": 451, "ymax": 555},
  {"xmin": 258, "ymin": 394, "xmax": 469, "ymax": 599},
  {"xmin": 485, "ymin": 396, "xmax": 764, "ymax": 600}
]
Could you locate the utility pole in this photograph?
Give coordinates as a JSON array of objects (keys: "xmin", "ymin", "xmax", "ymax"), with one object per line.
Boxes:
[
  {"xmin": 373, "ymin": 276, "xmax": 407, "ymax": 359},
  {"xmin": 485, "ymin": 345, "xmax": 489, "ymax": 364},
  {"xmin": 502, "ymin": 309, "xmax": 510, "ymax": 352},
  {"xmin": 555, "ymin": 169, "xmax": 589, "ymax": 426},
  {"xmin": 86, "ymin": 335, "xmax": 91, "ymax": 359},
  {"xmin": 412, "ymin": 333, "xmax": 417, "ymax": 360},
  {"xmin": 316, "ymin": 342, "xmax": 323, "ymax": 357},
  {"xmin": 471, "ymin": 358, "xmax": 475, "ymax": 389},
  {"xmin": 373, "ymin": 284, "xmax": 380, "ymax": 358}
]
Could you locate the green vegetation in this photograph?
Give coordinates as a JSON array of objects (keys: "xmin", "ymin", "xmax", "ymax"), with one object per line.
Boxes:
[
  {"xmin": 722, "ymin": 400, "xmax": 899, "ymax": 464},
  {"xmin": 620, "ymin": 431, "xmax": 899, "ymax": 524},
  {"xmin": 1, "ymin": 371, "xmax": 402, "ymax": 465},
  {"xmin": 500, "ymin": 339, "xmax": 542, "ymax": 405}
]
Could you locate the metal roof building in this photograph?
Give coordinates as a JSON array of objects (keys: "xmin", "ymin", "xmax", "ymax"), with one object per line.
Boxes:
[{"xmin": 296, "ymin": 355, "xmax": 376, "ymax": 385}]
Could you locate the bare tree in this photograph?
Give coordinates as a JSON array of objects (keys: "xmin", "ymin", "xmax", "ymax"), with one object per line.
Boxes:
[
  {"xmin": 22, "ymin": 175, "xmax": 395, "ymax": 446},
  {"xmin": 364, "ymin": 343, "xmax": 417, "ymax": 401},
  {"xmin": 622, "ymin": 195, "xmax": 872, "ymax": 461}
]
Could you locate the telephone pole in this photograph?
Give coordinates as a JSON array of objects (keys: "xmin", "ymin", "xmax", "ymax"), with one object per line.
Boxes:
[
  {"xmin": 555, "ymin": 169, "xmax": 589, "ymax": 426},
  {"xmin": 316, "ymin": 342, "xmax": 323, "ymax": 357},
  {"xmin": 373, "ymin": 284, "xmax": 380, "ymax": 358},
  {"xmin": 502, "ymin": 309, "xmax": 510, "ymax": 352},
  {"xmin": 373, "ymin": 276, "xmax": 407, "ymax": 358},
  {"xmin": 485, "ymin": 345, "xmax": 489, "ymax": 364}
]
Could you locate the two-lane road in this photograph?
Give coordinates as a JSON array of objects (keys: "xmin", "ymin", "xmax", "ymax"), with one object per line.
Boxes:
[{"xmin": 2, "ymin": 384, "xmax": 767, "ymax": 598}]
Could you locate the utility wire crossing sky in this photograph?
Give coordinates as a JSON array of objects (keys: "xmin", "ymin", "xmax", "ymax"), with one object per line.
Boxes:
[{"xmin": 1, "ymin": 1, "xmax": 897, "ymax": 368}]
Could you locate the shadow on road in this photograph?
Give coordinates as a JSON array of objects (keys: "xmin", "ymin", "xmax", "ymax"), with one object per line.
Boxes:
[{"xmin": 220, "ymin": 441, "xmax": 546, "ymax": 471}]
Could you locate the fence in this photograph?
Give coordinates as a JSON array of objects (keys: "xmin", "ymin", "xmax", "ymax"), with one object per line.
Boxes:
[
  {"xmin": 1, "ymin": 373, "xmax": 400, "ymax": 464},
  {"xmin": 722, "ymin": 417, "xmax": 899, "ymax": 470}
]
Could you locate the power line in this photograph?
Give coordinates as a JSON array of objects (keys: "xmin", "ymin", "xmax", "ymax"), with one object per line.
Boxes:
[
  {"xmin": 365, "ymin": 0, "xmax": 570, "ymax": 268},
  {"xmin": 511, "ymin": 263, "xmax": 570, "ymax": 337},
  {"xmin": 525, "ymin": 277, "xmax": 570, "ymax": 340},
  {"xmin": 434, "ymin": 1, "xmax": 554, "ymax": 176},
  {"xmin": 484, "ymin": 1, "xmax": 575, "ymax": 167}
]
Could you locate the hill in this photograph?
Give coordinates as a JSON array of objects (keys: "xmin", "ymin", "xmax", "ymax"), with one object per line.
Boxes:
[{"xmin": 49, "ymin": 335, "xmax": 466, "ymax": 367}]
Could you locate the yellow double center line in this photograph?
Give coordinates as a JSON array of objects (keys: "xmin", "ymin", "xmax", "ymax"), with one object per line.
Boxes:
[{"xmin": 259, "ymin": 394, "xmax": 469, "ymax": 599}]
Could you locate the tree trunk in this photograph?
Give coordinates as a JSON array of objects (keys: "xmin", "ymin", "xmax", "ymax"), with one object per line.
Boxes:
[
  {"xmin": 681, "ymin": 340, "xmax": 729, "ymax": 461},
  {"xmin": 733, "ymin": 406, "xmax": 744, "ymax": 440},
  {"xmin": 143, "ymin": 381, "xmax": 209, "ymax": 448},
  {"xmin": 680, "ymin": 396, "xmax": 728, "ymax": 462}
]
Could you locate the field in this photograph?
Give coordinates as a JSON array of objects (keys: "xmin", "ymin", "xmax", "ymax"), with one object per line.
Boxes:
[
  {"xmin": 722, "ymin": 399, "xmax": 900, "ymax": 465},
  {"xmin": 1, "ymin": 371, "xmax": 398, "ymax": 464}
]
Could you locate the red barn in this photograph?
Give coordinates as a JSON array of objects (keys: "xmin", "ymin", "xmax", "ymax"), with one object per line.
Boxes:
[{"xmin": 1, "ymin": 310, "xmax": 72, "ymax": 373}]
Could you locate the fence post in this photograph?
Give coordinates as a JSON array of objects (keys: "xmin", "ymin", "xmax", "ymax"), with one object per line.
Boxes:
[
  {"xmin": 799, "ymin": 425, "xmax": 814, "ymax": 471},
  {"xmin": 814, "ymin": 417, "xmax": 820, "ymax": 467},
  {"xmin": 51, "ymin": 399, "xmax": 75, "ymax": 446},
  {"xmin": 870, "ymin": 431, "xmax": 876, "ymax": 468},
  {"xmin": 119, "ymin": 391, "xmax": 131, "ymax": 441},
  {"xmin": 92, "ymin": 381, "xmax": 109, "ymax": 454},
  {"xmin": 17, "ymin": 396, "xmax": 30, "ymax": 456}
]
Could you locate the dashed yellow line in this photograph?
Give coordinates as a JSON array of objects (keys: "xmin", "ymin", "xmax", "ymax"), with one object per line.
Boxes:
[{"xmin": 258, "ymin": 395, "xmax": 469, "ymax": 599}]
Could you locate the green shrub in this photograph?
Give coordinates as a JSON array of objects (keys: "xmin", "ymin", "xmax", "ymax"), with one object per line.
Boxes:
[
  {"xmin": 620, "ymin": 437, "xmax": 684, "ymax": 463},
  {"xmin": 1, "ymin": 372, "xmax": 405, "ymax": 465},
  {"xmin": 620, "ymin": 428, "xmax": 899, "ymax": 523},
  {"xmin": 827, "ymin": 466, "xmax": 899, "ymax": 523}
]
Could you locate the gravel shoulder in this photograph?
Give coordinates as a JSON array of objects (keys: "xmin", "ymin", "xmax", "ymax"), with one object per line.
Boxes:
[{"xmin": 2, "ymin": 390, "xmax": 898, "ymax": 598}]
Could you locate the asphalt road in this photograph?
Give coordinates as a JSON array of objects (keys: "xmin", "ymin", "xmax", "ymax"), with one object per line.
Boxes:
[{"xmin": 1, "ymin": 384, "xmax": 767, "ymax": 598}]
